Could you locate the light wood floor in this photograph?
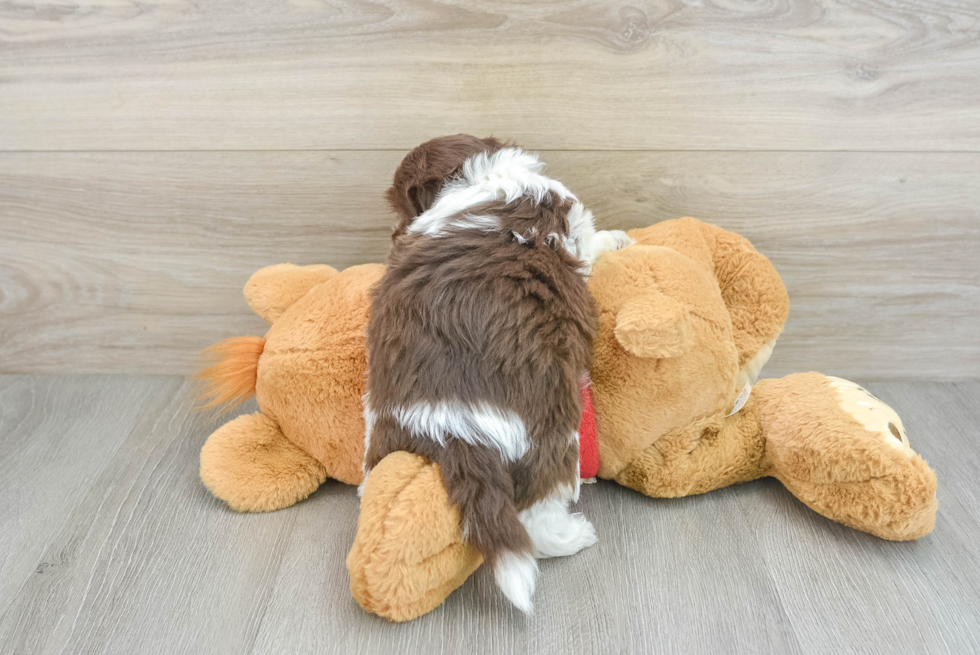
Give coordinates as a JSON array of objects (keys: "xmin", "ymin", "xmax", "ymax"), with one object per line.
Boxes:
[
  {"xmin": 1, "ymin": 375, "xmax": 977, "ymax": 654},
  {"xmin": 2, "ymin": 0, "xmax": 979, "ymax": 378}
]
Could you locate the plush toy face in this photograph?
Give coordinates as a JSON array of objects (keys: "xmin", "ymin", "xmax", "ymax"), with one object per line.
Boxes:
[{"xmin": 587, "ymin": 243, "xmax": 741, "ymax": 478}]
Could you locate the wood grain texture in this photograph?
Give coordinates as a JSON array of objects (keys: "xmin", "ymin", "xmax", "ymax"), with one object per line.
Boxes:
[
  {"xmin": 0, "ymin": 375, "xmax": 976, "ymax": 654},
  {"xmin": 1, "ymin": 0, "xmax": 979, "ymax": 151},
  {"xmin": 0, "ymin": 376, "xmax": 181, "ymax": 620},
  {"xmin": 2, "ymin": 151, "xmax": 977, "ymax": 377},
  {"xmin": 0, "ymin": 378, "xmax": 294, "ymax": 654}
]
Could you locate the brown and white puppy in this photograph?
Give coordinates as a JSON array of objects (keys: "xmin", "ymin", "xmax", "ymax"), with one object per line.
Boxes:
[{"xmin": 363, "ymin": 135, "xmax": 631, "ymax": 613}]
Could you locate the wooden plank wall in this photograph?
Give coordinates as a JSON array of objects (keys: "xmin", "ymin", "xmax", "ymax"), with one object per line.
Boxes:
[{"xmin": 1, "ymin": 0, "xmax": 978, "ymax": 378}]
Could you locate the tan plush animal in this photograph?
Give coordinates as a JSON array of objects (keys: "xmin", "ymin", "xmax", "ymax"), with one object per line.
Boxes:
[{"xmin": 197, "ymin": 217, "xmax": 938, "ymax": 622}]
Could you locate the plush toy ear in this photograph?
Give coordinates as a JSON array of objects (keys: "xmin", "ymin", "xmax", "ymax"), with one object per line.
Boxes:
[
  {"xmin": 244, "ymin": 263, "xmax": 338, "ymax": 324},
  {"xmin": 386, "ymin": 134, "xmax": 506, "ymax": 237},
  {"xmin": 614, "ymin": 292, "xmax": 695, "ymax": 359}
]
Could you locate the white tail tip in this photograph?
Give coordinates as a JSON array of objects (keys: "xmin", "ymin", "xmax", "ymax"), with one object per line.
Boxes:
[{"xmin": 493, "ymin": 551, "xmax": 538, "ymax": 615}]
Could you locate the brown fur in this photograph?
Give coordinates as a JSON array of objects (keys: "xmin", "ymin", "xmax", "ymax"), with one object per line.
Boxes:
[
  {"xmin": 366, "ymin": 142, "xmax": 596, "ymax": 567},
  {"xmin": 385, "ymin": 134, "xmax": 505, "ymax": 240}
]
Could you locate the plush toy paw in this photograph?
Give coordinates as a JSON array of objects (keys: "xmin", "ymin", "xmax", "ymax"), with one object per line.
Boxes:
[
  {"xmin": 200, "ymin": 411, "xmax": 328, "ymax": 512},
  {"xmin": 347, "ymin": 451, "xmax": 482, "ymax": 622},
  {"xmin": 760, "ymin": 373, "xmax": 938, "ymax": 541}
]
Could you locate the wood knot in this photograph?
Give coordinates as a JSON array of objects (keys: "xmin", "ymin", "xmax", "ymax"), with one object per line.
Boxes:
[{"xmin": 616, "ymin": 6, "xmax": 652, "ymax": 51}]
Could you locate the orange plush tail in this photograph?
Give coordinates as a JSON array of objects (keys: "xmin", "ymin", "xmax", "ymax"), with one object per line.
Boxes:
[{"xmin": 194, "ymin": 336, "xmax": 265, "ymax": 413}]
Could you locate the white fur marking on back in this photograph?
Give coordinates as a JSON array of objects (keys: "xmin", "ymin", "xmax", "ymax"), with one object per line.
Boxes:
[
  {"xmin": 493, "ymin": 551, "xmax": 538, "ymax": 614},
  {"xmin": 447, "ymin": 213, "xmax": 501, "ymax": 233},
  {"xmin": 408, "ymin": 148, "xmax": 574, "ymax": 237},
  {"xmin": 358, "ymin": 391, "xmax": 377, "ymax": 497},
  {"xmin": 361, "ymin": 392, "xmax": 376, "ymax": 471},
  {"xmin": 390, "ymin": 400, "xmax": 530, "ymax": 462}
]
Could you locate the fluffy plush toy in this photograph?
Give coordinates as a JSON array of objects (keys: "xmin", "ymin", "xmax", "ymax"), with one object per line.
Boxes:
[{"xmin": 197, "ymin": 217, "xmax": 938, "ymax": 622}]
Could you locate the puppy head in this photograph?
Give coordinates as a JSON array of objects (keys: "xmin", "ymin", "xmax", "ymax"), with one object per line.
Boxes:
[{"xmin": 386, "ymin": 134, "xmax": 507, "ymax": 239}]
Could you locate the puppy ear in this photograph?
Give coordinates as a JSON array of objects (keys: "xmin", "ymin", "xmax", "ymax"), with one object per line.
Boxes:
[
  {"xmin": 614, "ymin": 292, "xmax": 695, "ymax": 359},
  {"xmin": 386, "ymin": 134, "xmax": 506, "ymax": 237}
]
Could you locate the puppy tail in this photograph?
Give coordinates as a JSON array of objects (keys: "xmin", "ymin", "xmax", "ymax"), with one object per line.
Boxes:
[
  {"xmin": 493, "ymin": 551, "xmax": 538, "ymax": 615},
  {"xmin": 440, "ymin": 443, "xmax": 537, "ymax": 614}
]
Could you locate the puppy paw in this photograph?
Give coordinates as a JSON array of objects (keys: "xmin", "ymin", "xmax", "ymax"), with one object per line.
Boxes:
[
  {"xmin": 578, "ymin": 230, "xmax": 635, "ymax": 274},
  {"xmin": 595, "ymin": 229, "xmax": 634, "ymax": 255}
]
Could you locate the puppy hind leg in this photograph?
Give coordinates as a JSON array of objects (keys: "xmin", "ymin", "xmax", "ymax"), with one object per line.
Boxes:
[{"xmin": 519, "ymin": 491, "xmax": 597, "ymax": 559}]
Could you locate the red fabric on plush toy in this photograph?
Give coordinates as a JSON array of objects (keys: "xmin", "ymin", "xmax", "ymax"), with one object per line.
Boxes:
[{"xmin": 578, "ymin": 381, "xmax": 599, "ymax": 479}]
